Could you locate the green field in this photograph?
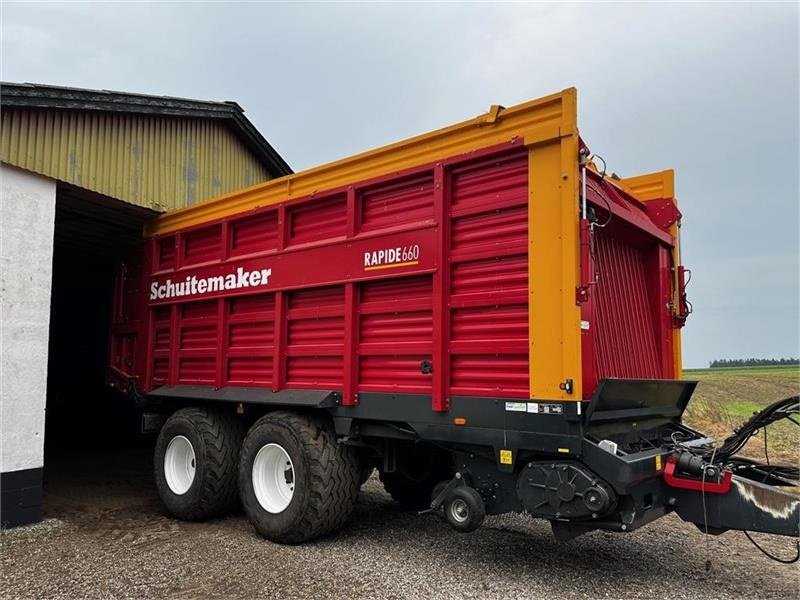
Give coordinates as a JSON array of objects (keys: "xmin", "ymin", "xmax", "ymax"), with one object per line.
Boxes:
[
  {"xmin": 684, "ymin": 364, "xmax": 800, "ymax": 377},
  {"xmin": 682, "ymin": 365, "xmax": 799, "ymax": 463}
]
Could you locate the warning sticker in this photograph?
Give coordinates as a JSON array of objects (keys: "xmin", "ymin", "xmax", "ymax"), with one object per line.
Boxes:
[
  {"xmin": 505, "ymin": 402, "xmax": 527, "ymax": 412},
  {"xmin": 655, "ymin": 455, "xmax": 663, "ymax": 471},
  {"xmin": 500, "ymin": 449, "xmax": 513, "ymax": 465}
]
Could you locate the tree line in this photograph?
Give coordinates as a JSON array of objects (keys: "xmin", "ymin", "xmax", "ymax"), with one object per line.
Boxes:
[{"xmin": 709, "ymin": 358, "xmax": 799, "ymax": 368}]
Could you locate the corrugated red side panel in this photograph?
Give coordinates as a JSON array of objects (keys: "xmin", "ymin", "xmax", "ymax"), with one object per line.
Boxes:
[
  {"xmin": 227, "ymin": 294, "xmax": 274, "ymax": 385},
  {"xmin": 230, "ymin": 212, "xmax": 278, "ymax": 257},
  {"xmin": 151, "ymin": 306, "xmax": 171, "ymax": 385},
  {"xmin": 127, "ymin": 144, "xmax": 530, "ymax": 404},
  {"xmin": 289, "ymin": 194, "xmax": 347, "ymax": 246},
  {"xmin": 448, "ymin": 153, "xmax": 529, "ymax": 398},
  {"xmin": 360, "ymin": 173, "xmax": 434, "ymax": 232},
  {"xmin": 183, "ymin": 225, "xmax": 222, "ymax": 266},
  {"xmin": 286, "ymin": 286, "xmax": 345, "ymax": 387},
  {"xmin": 177, "ymin": 300, "xmax": 217, "ymax": 384},
  {"xmin": 156, "ymin": 237, "xmax": 175, "ymax": 271},
  {"xmin": 359, "ymin": 275, "xmax": 433, "ymax": 394},
  {"xmin": 592, "ymin": 230, "xmax": 662, "ymax": 380}
]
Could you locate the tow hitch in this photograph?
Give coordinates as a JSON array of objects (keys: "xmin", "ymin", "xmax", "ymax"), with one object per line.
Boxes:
[
  {"xmin": 663, "ymin": 453, "xmax": 732, "ymax": 494},
  {"xmin": 664, "ymin": 396, "xmax": 800, "ymax": 539}
]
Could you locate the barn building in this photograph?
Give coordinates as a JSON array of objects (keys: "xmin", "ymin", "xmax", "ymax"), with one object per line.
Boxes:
[{"xmin": 0, "ymin": 83, "xmax": 291, "ymax": 527}]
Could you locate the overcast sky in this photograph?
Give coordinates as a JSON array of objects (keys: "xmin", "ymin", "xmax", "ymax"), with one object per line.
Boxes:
[{"xmin": 2, "ymin": 2, "xmax": 798, "ymax": 368}]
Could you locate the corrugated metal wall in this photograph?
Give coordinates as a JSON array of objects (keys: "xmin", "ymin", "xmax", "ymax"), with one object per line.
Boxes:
[
  {"xmin": 448, "ymin": 151, "xmax": 529, "ymax": 398},
  {"xmin": 593, "ymin": 230, "xmax": 662, "ymax": 379},
  {"xmin": 0, "ymin": 108, "xmax": 271, "ymax": 211}
]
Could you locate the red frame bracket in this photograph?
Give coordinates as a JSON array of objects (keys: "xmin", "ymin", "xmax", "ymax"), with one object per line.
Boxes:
[
  {"xmin": 663, "ymin": 456, "xmax": 732, "ymax": 494},
  {"xmin": 645, "ymin": 199, "xmax": 682, "ymax": 231}
]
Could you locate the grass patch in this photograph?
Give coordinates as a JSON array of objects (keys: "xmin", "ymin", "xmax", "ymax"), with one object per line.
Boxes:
[
  {"xmin": 716, "ymin": 400, "xmax": 767, "ymax": 419},
  {"xmin": 682, "ymin": 366, "xmax": 799, "ymax": 465}
]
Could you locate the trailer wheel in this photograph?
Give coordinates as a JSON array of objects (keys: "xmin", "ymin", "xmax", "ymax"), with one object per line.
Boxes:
[
  {"xmin": 238, "ymin": 411, "xmax": 360, "ymax": 544},
  {"xmin": 379, "ymin": 443, "xmax": 453, "ymax": 510},
  {"xmin": 443, "ymin": 487, "xmax": 485, "ymax": 533},
  {"xmin": 154, "ymin": 407, "xmax": 244, "ymax": 520}
]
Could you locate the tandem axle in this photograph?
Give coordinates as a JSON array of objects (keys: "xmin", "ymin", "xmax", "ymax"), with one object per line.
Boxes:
[{"xmin": 138, "ymin": 379, "xmax": 800, "ymax": 549}]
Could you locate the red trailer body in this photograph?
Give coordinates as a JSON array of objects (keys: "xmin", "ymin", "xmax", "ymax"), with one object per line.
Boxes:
[
  {"xmin": 106, "ymin": 89, "xmax": 798, "ymax": 546},
  {"xmin": 109, "ymin": 146, "xmax": 682, "ymax": 410}
]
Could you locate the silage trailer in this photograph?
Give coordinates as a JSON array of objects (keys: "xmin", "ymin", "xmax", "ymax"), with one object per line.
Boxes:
[{"xmin": 108, "ymin": 88, "xmax": 800, "ymax": 547}]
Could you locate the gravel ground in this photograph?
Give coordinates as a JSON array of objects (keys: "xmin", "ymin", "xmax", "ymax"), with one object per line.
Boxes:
[{"xmin": 2, "ymin": 448, "xmax": 798, "ymax": 599}]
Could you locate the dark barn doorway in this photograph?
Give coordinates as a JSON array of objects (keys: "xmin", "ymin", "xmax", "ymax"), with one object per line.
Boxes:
[{"xmin": 44, "ymin": 184, "xmax": 156, "ymax": 513}]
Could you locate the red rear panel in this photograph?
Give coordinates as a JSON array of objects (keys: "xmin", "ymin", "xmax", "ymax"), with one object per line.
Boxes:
[
  {"xmin": 580, "ymin": 170, "xmax": 679, "ymax": 398},
  {"xmin": 593, "ymin": 230, "xmax": 662, "ymax": 379}
]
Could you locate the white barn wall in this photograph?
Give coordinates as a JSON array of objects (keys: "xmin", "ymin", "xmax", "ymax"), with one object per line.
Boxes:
[{"xmin": 0, "ymin": 163, "xmax": 56, "ymax": 526}]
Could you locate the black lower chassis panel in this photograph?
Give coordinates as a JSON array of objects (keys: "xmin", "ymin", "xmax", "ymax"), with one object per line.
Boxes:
[{"xmin": 144, "ymin": 381, "xmax": 799, "ymax": 539}]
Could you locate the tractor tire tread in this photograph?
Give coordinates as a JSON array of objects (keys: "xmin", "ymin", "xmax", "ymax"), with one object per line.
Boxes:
[
  {"xmin": 241, "ymin": 411, "xmax": 359, "ymax": 544},
  {"xmin": 155, "ymin": 407, "xmax": 245, "ymax": 521}
]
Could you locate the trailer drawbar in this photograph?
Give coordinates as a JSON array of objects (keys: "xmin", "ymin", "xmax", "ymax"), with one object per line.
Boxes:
[{"xmin": 108, "ymin": 88, "xmax": 799, "ymax": 558}]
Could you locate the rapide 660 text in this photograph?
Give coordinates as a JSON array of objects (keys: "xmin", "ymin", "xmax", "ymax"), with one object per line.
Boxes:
[{"xmin": 363, "ymin": 244, "xmax": 420, "ymax": 268}]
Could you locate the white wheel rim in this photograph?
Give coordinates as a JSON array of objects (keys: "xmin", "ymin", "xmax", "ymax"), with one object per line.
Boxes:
[
  {"xmin": 164, "ymin": 435, "xmax": 196, "ymax": 495},
  {"xmin": 449, "ymin": 498, "xmax": 469, "ymax": 523},
  {"xmin": 252, "ymin": 443, "xmax": 295, "ymax": 514}
]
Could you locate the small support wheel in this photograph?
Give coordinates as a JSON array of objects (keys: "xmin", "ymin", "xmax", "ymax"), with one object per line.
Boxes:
[{"xmin": 443, "ymin": 487, "xmax": 485, "ymax": 533}]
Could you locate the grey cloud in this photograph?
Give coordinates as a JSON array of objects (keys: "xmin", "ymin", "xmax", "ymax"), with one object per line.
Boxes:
[{"xmin": 2, "ymin": 2, "xmax": 797, "ymax": 367}]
